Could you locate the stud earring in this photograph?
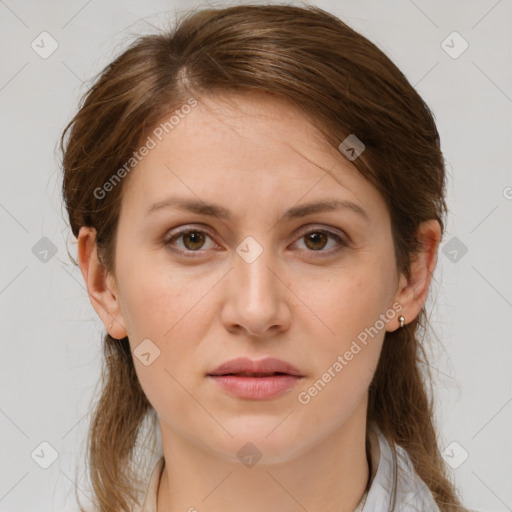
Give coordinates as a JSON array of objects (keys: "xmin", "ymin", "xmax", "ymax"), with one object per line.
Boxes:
[{"xmin": 399, "ymin": 315, "xmax": 405, "ymax": 328}]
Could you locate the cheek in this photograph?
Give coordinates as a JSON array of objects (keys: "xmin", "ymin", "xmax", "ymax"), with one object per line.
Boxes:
[
  {"xmin": 313, "ymin": 269, "xmax": 388, "ymax": 338},
  {"xmin": 116, "ymin": 249, "xmax": 200, "ymax": 339},
  {"xmin": 116, "ymin": 255, "xmax": 219, "ymax": 370},
  {"xmin": 297, "ymin": 309, "xmax": 384, "ymax": 432},
  {"xmin": 118, "ymin": 276, "xmax": 215, "ymax": 419},
  {"xmin": 300, "ymin": 267, "xmax": 389, "ymax": 398}
]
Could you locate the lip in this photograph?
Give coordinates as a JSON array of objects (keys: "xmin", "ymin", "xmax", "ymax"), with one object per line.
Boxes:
[
  {"xmin": 209, "ymin": 374, "xmax": 302, "ymax": 400},
  {"xmin": 207, "ymin": 357, "xmax": 304, "ymax": 400},
  {"xmin": 208, "ymin": 357, "xmax": 303, "ymax": 377}
]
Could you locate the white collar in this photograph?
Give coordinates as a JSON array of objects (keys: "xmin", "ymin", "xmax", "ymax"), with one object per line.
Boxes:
[{"xmin": 362, "ymin": 422, "xmax": 441, "ymax": 511}]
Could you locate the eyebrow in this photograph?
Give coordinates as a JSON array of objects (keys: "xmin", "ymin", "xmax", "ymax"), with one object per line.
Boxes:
[{"xmin": 145, "ymin": 196, "xmax": 369, "ymax": 222}]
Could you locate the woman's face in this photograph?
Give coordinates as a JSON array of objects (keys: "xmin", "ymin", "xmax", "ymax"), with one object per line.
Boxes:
[{"xmin": 107, "ymin": 92, "xmax": 405, "ymax": 462}]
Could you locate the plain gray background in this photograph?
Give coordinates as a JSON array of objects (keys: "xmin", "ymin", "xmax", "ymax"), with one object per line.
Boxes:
[{"xmin": 1, "ymin": 0, "xmax": 511, "ymax": 511}]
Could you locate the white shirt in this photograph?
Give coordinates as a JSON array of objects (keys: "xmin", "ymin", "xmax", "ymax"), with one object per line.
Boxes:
[
  {"xmin": 357, "ymin": 423, "xmax": 441, "ymax": 511},
  {"xmin": 138, "ymin": 422, "xmax": 440, "ymax": 511}
]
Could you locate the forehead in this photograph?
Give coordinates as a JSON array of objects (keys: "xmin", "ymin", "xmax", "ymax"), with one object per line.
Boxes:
[
  {"xmin": 119, "ymin": 91, "xmax": 385, "ymax": 223},
  {"xmin": 163, "ymin": 92, "xmax": 334, "ymax": 171}
]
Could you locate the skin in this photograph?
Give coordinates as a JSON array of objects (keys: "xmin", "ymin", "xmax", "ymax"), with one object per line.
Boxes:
[{"xmin": 78, "ymin": 91, "xmax": 441, "ymax": 512}]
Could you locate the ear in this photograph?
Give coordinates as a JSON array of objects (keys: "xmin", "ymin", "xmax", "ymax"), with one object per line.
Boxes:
[
  {"xmin": 77, "ymin": 226, "xmax": 127, "ymax": 340},
  {"xmin": 388, "ymin": 219, "xmax": 442, "ymax": 331}
]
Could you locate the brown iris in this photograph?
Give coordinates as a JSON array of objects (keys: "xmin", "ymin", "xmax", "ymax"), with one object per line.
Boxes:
[
  {"xmin": 304, "ymin": 232, "xmax": 328, "ymax": 251},
  {"xmin": 182, "ymin": 231, "xmax": 206, "ymax": 250}
]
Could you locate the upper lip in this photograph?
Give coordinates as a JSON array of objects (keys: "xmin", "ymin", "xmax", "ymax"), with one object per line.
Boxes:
[{"xmin": 208, "ymin": 357, "xmax": 304, "ymax": 377}]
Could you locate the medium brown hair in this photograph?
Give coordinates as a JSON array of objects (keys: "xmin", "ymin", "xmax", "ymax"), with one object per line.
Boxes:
[{"xmin": 60, "ymin": 3, "xmax": 468, "ymax": 511}]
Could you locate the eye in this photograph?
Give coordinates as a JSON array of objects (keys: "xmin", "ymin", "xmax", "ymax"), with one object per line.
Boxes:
[
  {"xmin": 164, "ymin": 228, "xmax": 217, "ymax": 255},
  {"xmin": 292, "ymin": 228, "xmax": 347, "ymax": 257}
]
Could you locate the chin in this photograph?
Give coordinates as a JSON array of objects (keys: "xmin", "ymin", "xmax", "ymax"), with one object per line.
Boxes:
[{"xmin": 203, "ymin": 421, "xmax": 310, "ymax": 465}]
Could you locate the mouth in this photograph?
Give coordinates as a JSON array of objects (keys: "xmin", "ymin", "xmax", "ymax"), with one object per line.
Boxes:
[
  {"xmin": 207, "ymin": 356, "xmax": 304, "ymax": 377},
  {"xmin": 207, "ymin": 357, "xmax": 304, "ymax": 399}
]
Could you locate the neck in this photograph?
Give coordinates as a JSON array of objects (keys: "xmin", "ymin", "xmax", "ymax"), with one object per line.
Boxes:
[{"xmin": 156, "ymin": 404, "xmax": 372, "ymax": 512}]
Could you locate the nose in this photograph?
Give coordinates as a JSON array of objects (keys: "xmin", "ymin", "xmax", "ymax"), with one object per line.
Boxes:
[{"xmin": 221, "ymin": 247, "xmax": 292, "ymax": 338}]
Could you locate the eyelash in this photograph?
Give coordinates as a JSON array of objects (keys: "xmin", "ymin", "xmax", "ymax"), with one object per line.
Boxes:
[{"xmin": 163, "ymin": 225, "xmax": 348, "ymax": 259}]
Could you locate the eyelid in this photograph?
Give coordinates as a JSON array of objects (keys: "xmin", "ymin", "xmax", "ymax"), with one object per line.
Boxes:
[{"xmin": 294, "ymin": 224, "xmax": 348, "ymax": 243}]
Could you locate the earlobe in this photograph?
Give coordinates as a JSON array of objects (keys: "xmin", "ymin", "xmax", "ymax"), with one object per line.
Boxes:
[
  {"xmin": 77, "ymin": 226, "xmax": 127, "ymax": 340},
  {"xmin": 388, "ymin": 219, "xmax": 442, "ymax": 332}
]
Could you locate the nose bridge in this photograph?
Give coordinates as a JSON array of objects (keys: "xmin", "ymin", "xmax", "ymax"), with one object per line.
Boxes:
[
  {"xmin": 224, "ymin": 240, "xmax": 289, "ymax": 335},
  {"xmin": 236, "ymin": 244, "xmax": 280, "ymax": 306}
]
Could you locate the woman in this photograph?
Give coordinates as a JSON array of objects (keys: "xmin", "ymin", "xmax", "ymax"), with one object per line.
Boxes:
[{"xmin": 60, "ymin": 4, "xmax": 469, "ymax": 511}]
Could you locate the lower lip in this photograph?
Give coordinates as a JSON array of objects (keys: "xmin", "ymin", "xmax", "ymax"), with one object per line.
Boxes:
[{"xmin": 208, "ymin": 374, "xmax": 302, "ymax": 399}]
